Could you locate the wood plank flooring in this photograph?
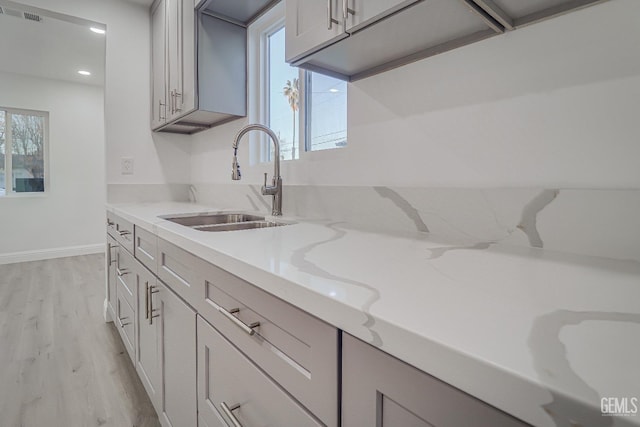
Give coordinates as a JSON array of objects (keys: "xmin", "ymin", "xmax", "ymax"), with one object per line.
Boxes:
[{"xmin": 0, "ymin": 254, "xmax": 160, "ymax": 427}]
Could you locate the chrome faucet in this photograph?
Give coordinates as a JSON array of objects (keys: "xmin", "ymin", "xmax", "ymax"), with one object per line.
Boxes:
[{"xmin": 232, "ymin": 124, "xmax": 282, "ymax": 216}]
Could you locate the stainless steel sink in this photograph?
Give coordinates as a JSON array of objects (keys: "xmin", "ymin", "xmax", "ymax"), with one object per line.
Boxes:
[
  {"xmin": 197, "ymin": 221, "xmax": 286, "ymax": 232},
  {"xmin": 160, "ymin": 212, "xmax": 291, "ymax": 232},
  {"xmin": 163, "ymin": 213, "xmax": 265, "ymax": 227}
]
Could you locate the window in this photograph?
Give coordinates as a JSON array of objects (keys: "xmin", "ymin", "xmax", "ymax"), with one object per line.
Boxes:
[
  {"xmin": 0, "ymin": 108, "xmax": 48, "ymax": 196},
  {"xmin": 254, "ymin": 6, "xmax": 346, "ymax": 163}
]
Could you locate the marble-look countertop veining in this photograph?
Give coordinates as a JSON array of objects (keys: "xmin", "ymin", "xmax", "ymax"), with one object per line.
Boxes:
[{"xmin": 107, "ymin": 201, "xmax": 640, "ymax": 427}]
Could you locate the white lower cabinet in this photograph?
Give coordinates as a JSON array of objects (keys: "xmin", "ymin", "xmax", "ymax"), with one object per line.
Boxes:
[
  {"xmin": 197, "ymin": 315, "xmax": 323, "ymax": 427},
  {"xmin": 158, "ymin": 279, "xmax": 197, "ymax": 427},
  {"xmin": 115, "ymin": 278, "xmax": 136, "ymax": 363},
  {"xmin": 105, "ymin": 216, "xmax": 526, "ymax": 427},
  {"xmin": 136, "ymin": 264, "xmax": 161, "ymax": 411}
]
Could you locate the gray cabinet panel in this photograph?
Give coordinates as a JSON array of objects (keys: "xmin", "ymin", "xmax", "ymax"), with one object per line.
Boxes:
[
  {"xmin": 157, "ymin": 238, "xmax": 199, "ymax": 306},
  {"xmin": 116, "ymin": 280, "xmax": 136, "ymax": 364},
  {"xmin": 285, "ymin": 0, "xmax": 348, "ymax": 63},
  {"xmin": 106, "ymin": 235, "xmax": 118, "ymax": 320},
  {"xmin": 135, "ymin": 225, "xmax": 158, "ymax": 274},
  {"xmin": 342, "ymin": 334, "xmax": 529, "ymax": 427},
  {"xmin": 196, "ymin": 261, "xmax": 339, "ymax": 427},
  {"xmin": 136, "ymin": 263, "xmax": 161, "ymax": 412},
  {"xmin": 110, "ymin": 213, "xmax": 134, "ymax": 253},
  {"xmin": 159, "ymin": 280, "xmax": 197, "ymax": 427},
  {"xmin": 197, "ymin": 316, "xmax": 323, "ymax": 427},
  {"xmin": 151, "ymin": 0, "xmax": 168, "ymax": 129},
  {"xmin": 293, "ymin": 0, "xmax": 497, "ymax": 80},
  {"xmin": 116, "ymin": 247, "xmax": 136, "ymax": 309}
]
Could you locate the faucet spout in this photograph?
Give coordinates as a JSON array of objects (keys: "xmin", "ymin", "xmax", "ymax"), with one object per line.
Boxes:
[{"xmin": 231, "ymin": 124, "xmax": 283, "ymax": 216}]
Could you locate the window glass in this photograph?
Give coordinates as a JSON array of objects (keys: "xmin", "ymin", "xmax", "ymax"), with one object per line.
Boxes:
[
  {"xmin": 268, "ymin": 26, "xmax": 299, "ymax": 161},
  {"xmin": 11, "ymin": 113, "xmax": 45, "ymax": 193},
  {"xmin": 306, "ymin": 72, "xmax": 347, "ymax": 151},
  {"xmin": 0, "ymin": 111, "xmax": 5, "ymax": 196}
]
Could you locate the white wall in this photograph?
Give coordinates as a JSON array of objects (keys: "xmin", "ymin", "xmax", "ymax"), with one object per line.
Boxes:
[
  {"xmin": 190, "ymin": 0, "xmax": 640, "ymax": 189},
  {"xmin": 0, "ymin": 72, "xmax": 105, "ymax": 258},
  {"xmin": 16, "ymin": 0, "xmax": 192, "ymax": 185}
]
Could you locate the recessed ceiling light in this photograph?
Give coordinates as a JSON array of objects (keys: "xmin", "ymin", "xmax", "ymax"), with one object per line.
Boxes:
[
  {"xmin": 78, "ymin": 70, "xmax": 91, "ymax": 76},
  {"xmin": 90, "ymin": 27, "xmax": 106, "ymax": 34},
  {"xmin": 329, "ymin": 88, "xmax": 339, "ymax": 93}
]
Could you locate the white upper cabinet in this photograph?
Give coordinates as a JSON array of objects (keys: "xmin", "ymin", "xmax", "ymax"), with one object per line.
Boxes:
[
  {"xmin": 151, "ymin": 0, "xmax": 167, "ymax": 129},
  {"xmin": 285, "ymin": 0, "xmax": 348, "ymax": 63},
  {"xmin": 286, "ymin": 0, "xmax": 610, "ymax": 81},
  {"xmin": 166, "ymin": 0, "xmax": 195, "ymax": 122}
]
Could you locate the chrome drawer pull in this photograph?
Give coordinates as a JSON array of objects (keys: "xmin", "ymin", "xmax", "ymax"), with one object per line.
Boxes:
[
  {"xmin": 116, "ymin": 268, "xmax": 129, "ymax": 277},
  {"xmin": 118, "ymin": 316, "xmax": 130, "ymax": 328},
  {"xmin": 149, "ymin": 285, "xmax": 160, "ymax": 325},
  {"xmin": 107, "ymin": 220, "xmax": 115, "ymax": 226},
  {"xmin": 220, "ymin": 402, "xmax": 242, "ymax": 427},
  {"xmin": 118, "ymin": 230, "xmax": 131, "ymax": 236},
  {"xmin": 218, "ymin": 307, "xmax": 260, "ymax": 336}
]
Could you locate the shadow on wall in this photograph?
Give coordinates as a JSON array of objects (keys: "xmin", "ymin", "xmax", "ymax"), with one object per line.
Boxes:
[{"xmin": 350, "ymin": 0, "xmax": 640, "ymax": 123}]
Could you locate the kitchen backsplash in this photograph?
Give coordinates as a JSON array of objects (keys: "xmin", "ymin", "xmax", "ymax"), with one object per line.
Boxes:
[
  {"xmin": 108, "ymin": 184, "xmax": 191, "ymax": 203},
  {"xmin": 190, "ymin": 183, "xmax": 640, "ymax": 263}
]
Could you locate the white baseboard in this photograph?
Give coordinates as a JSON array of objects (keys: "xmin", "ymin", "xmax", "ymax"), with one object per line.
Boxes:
[{"xmin": 0, "ymin": 243, "xmax": 104, "ymax": 265}]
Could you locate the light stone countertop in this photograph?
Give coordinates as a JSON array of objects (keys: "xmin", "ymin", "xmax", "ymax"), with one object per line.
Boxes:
[{"xmin": 107, "ymin": 201, "xmax": 640, "ymax": 427}]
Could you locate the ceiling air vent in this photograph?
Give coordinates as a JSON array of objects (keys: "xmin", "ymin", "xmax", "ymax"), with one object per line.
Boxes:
[{"xmin": 23, "ymin": 12, "xmax": 42, "ymax": 22}]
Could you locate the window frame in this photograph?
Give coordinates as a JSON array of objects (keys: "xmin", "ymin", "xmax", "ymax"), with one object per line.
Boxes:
[
  {"xmin": 0, "ymin": 106, "xmax": 50, "ymax": 197},
  {"xmin": 248, "ymin": 3, "xmax": 346, "ymax": 165}
]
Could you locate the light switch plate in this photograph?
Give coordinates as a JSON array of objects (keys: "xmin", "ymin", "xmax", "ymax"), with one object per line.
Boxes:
[{"xmin": 121, "ymin": 157, "xmax": 134, "ymax": 175}]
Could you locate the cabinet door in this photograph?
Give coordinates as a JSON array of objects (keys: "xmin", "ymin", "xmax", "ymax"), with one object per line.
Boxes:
[
  {"xmin": 116, "ymin": 280, "xmax": 136, "ymax": 364},
  {"xmin": 158, "ymin": 280, "xmax": 197, "ymax": 427},
  {"xmin": 166, "ymin": 0, "xmax": 182, "ymax": 121},
  {"xmin": 151, "ymin": 0, "xmax": 167, "ymax": 129},
  {"xmin": 345, "ymin": 0, "xmax": 419, "ymax": 33},
  {"xmin": 106, "ymin": 236, "xmax": 118, "ymax": 319},
  {"xmin": 197, "ymin": 316, "xmax": 323, "ymax": 427},
  {"xmin": 285, "ymin": 0, "xmax": 348, "ymax": 63},
  {"xmin": 179, "ymin": 0, "xmax": 196, "ymax": 116},
  {"xmin": 136, "ymin": 265, "xmax": 161, "ymax": 412},
  {"xmin": 342, "ymin": 334, "xmax": 528, "ymax": 427}
]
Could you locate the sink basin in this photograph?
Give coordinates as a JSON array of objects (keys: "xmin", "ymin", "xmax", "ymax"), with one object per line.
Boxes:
[
  {"xmin": 160, "ymin": 212, "xmax": 291, "ymax": 232},
  {"xmin": 197, "ymin": 221, "xmax": 286, "ymax": 232},
  {"xmin": 163, "ymin": 213, "xmax": 265, "ymax": 228}
]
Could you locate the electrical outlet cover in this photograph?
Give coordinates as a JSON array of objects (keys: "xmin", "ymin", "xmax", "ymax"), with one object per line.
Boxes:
[{"xmin": 121, "ymin": 157, "xmax": 134, "ymax": 175}]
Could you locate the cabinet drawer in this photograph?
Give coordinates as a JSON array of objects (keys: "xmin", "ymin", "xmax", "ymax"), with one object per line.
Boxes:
[
  {"xmin": 107, "ymin": 211, "xmax": 134, "ymax": 253},
  {"xmin": 134, "ymin": 225, "xmax": 158, "ymax": 274},
  {"xmin": 116, "ymin": 247, "xmax": 136, "ymax": 309},
  {"xmin": 156, "ymin": 238, "xmax": 199, "ymax": 307},
  {"xmin": 197, "ymin": 316, "xmax": 323, "ymax": 427},
  {"xmin": 116, "ymin": 280, "xmax": 136, "ymax": 364},
  {"xmin": 197, "ymin": 262, "xmax": 339, "ymax": 427},
  {"xmin": 106, "ymin": 211, "xmax": 118, "ymax": 237},
  {"xmin": 342, "ymin": 334, "xmax": 529, "ymax": 427}
]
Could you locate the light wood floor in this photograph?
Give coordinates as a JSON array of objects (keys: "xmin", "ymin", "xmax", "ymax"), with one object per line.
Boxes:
[{"xmin": 0, "ymin": 254, "xmax": 160, "ymax": 427}]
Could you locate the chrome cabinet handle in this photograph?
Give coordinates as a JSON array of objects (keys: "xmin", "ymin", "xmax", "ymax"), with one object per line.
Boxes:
[
  {"xmin": 145, "ymin": 282, "xmax": 150, "ymax": 320},
  {"xmin": 159, "ymin": 99, "xmax": 166, "ymax": 120},
  {"xmin": 174, "ymin": 91, "xmax": 182, "ymax": 112},
  {"xmin": 218, "ymin": 306, "xmax": 260, "ymax": 336},
  {"xmin": 118, "ymin": 230, "xmax": 131, "ymax": 236},
  {"xmin": 342, "ymin": 0, "xmax": 354, "ymax": 22},
  {"xmin": 170, "ymin": 90, "xmax": 175, "ymax": 115},
  {"xmin": 107, "ymin": 219, "xmax": 115, "ymax": 227},
  {"xmin": 149, "ymin": 285, "xmax": 160, "ymax": 325},
  {"xmin": 118, "ymin": 316, "xmax": 131, "ymax": 328},
  {"xmin": 117, "ymin": 267, "xmax": 129, "ymax": 277},
  {"xmin": 220, "ymin": 402, "xmax": 242, "ymax": 427},
  {"xmin": 327, "ymin": 0, "xmax": 339, "ymax": 29}
]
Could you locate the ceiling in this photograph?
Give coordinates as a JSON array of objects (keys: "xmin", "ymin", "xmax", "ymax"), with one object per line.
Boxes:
[{"xmin": 0, "ymin": 2, "xmax": 105, "ymax": 86}]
